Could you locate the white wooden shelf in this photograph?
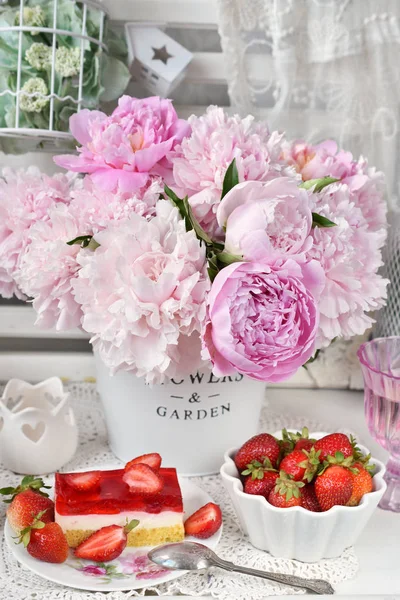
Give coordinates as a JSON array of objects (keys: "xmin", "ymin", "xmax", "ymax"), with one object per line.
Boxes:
[{"xmin": 104, "ymin": 0, "xmax": 218, "ymax": 26}]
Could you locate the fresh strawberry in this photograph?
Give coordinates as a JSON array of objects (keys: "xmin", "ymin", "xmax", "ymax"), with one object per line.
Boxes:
[
  {"xmin": 18, "ymin": 511, "xmax": 69, "ymax": 564},
  {"xmin": 1, "ymin": 477, "xmax": 54, "ymax": 534},
  {"xmin": 64, "ymin": 471, "xmax": 101, "ymax": 492},
  {"xmin": 279, "ymin": 427, "xmax": 314, "ymax": 457},
  {"xmin": 5, "ymin": 490, "xmax": 54, "ymax": 534},
  {"xmin": 125, "ymin": 453, "xmax": 162, "ymax": 472},
  {"xmin": 267, "ymin": 471, "xmax": 304, "ymax": 508},
  {"xmin": 0, "ymin": 475, "xmax": 51, "ymax": 503},
  {"xmin": 235, "ymin": 433, "xmax": 280, "ymax": 471},
  {"xmin": 75, "ymin": 520, "xmax": 139, "ymax": 562},
  {"xmin": 346, "ymin": 462, "xmax": 373, "ymax": 506},
  {"xmin": 122, "ymin": 463, "xmax": 163, "ymax": 494},
  {"xmin": 300, "ymin": 484, "xmax": 321, "ymax": 512},
  {"xmin": 184, "ymin": 502, "xmax": 222, "ymax": 539},
  {"xmin": 314, "ymin": 433, "xmax": 353, "ymax": 462},
  {"xmin": 243, "ymin": 471, "xmax": 279, "ymax": 497},
  {"xmin": 295, "ymin": 439, "xmax": 315, "ymax": 452},
  {"xmin": 350, "ymin": 435, "xmax": 372, "ymax": 467},
  {"xmin": 315, "ymin": 465, "xmax": 353, "ymax": 511},
  {"xmin": 279, "ymin": 448, "xmax": 321, "ymax": 482}
]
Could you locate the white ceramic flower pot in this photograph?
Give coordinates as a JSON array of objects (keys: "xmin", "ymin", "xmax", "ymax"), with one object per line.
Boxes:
[{"xmin": 95, "ymin": 355, "xmax": 266, "ymax": 476}]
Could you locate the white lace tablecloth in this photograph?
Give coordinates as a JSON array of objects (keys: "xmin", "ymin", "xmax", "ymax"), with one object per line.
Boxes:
[{"xmin": 0, "ymin": 383, "xmax": 359, "ymax": 599}]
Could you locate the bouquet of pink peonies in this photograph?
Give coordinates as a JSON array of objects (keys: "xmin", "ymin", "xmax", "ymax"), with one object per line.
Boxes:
[{"xmin": 0, "ymin": 97, "xmax": 389, "ymax": 384}]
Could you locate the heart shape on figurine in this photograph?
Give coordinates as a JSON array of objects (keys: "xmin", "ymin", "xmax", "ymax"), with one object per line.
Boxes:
[{"xmin": 21, "ymin": 421, "xmax": 46, "ymax": 443}]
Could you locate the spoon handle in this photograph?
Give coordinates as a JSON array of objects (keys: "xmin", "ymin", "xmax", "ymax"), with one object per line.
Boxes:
[{"xmin": 212, "ymin": 558, "xmax": 334, "ymax": 595}]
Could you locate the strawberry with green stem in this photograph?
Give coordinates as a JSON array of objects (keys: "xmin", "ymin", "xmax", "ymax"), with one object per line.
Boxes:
[
  {"xmin": 241, "ymin": 458, "xmax": 278, "ymax": 497},
  {"xmin": 347, "ymin": 462, "xmax": 373, "ymax": 506},
  {"xmin": 279, "ymin": 447, "xmax": 321, "ymax": 482},
  {"xmin": 279, "ymin": 427, "xmax": 316, "ymax": 458},
  {"xmin": 315, "ymin": 465, "xmax": 353, "ymax": 511},
  {"xmin": 17, "ymin": 510, "xmax": 69, "ymax": 564},
  {"xmin": 314, "ymin": 433, "xmax": 353, "ymax": 462},
  {"xmin": 75, "ymin": 520, "xmax": 139, "ymax": 562},
  {"xmin": 234, "ymin": 433, "xmax": 280, "ymax": 472},
  {"xmin": 0, "ymin": 476, "xmax": 54, "ymax": 534},
  {"xmin": 268, "ymin": 471, "xmax": 305, "ymax": 508}
]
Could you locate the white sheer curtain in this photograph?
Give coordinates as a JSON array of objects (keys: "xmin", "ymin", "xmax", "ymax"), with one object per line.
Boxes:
[{"xmin": 217, "ymin": 0, "xmax": 400, "ymax": 207}]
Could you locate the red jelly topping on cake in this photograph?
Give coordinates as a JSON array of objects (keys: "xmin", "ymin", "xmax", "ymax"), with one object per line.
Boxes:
[{"xmin": 55, "ymin": 468, "xmax": 183, "ymax": 516}]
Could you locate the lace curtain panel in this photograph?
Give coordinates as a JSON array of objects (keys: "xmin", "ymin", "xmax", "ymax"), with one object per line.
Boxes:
[{"xmin": 216, "ymin": 0, "xmax": 400, "ymax": 208}]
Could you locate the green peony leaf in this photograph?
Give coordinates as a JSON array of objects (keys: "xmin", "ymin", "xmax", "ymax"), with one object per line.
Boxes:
[
  {"xmin": 182, "ymin": 196, "xmax": 214, "ymax": 245},
  {"xmin": 299, "ymin": 176, "xmax": 339, "ymax": 193},
  {"xmin": 311, "ymin": 213, "xmax": 337, "ymax": 228},
  {"xmin": 216, "ymin": 251, "xmax": 243, "ymax": 266},
  {"xmin": 221, "ymin": 158, "xmax": 239, "ymax": 199}
]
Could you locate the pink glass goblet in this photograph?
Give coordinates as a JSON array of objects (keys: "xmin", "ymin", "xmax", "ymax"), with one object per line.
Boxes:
[{"xmin": 358, "ymin": 337, "xmax": 400, "ymax": 512}]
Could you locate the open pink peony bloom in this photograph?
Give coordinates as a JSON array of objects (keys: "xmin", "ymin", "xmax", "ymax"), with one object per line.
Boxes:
[
  {"xmin": 17, "ymin": 204, "xmax": 84, "ymax": 331},
  {"xmin": 72, "ymin": 201, "xmax": 210, "ymax": 384},
  {"xmin": 54, "ymin": 96, "xmax": 190, "ymax": 193},
  {"xmin": 283, "ymin": 140, "xmax": 355, "ymax": 182},
  {"xmin": 171, "ymin": 106, "xmax": 296, "ymax": 238},
  {"xmin": 203, "ymin": 259, "xmax": 325, "ymax": 382},
  {"xmin": 307, "ymin": 182, "xmax": 388, "ymax": 347},
  {"xmin": 0, "ymin": 167, "xmax": 72, "ymax": 299},
  {"xmin": 344, "ymin": 156, "xmax": 387, "ymax": 232},
  {"xmin": 217, "ymin": 179, "xmax": 312, "ymax": 261},
  {"xmin": 69, "ymin": 175, "xmax": 163, "ymax": 230},
  {"xmin": 284, "ymin": 140, "xmax": 387, "ymax": 234}
]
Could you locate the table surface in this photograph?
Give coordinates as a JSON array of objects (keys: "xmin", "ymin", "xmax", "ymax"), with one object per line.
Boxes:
[{"xmin": 1, "ymin": 384, "xmax": 398, "ymax": 599}]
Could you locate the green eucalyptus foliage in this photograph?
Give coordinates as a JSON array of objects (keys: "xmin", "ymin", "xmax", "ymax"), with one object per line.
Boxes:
[{"xmin": 0, "ymin": 0, "xmax": 130, "ymax": 131}]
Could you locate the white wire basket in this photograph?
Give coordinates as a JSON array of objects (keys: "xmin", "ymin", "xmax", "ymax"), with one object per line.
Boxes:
[{"xmin": 0, "ymin": 0, "xmax": 108, "ymax": 152}]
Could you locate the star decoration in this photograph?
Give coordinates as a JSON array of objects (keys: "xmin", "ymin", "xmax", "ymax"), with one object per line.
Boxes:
[{"xmin": 151, "ymin": 45, "xmax": 173, "ymax": 65}]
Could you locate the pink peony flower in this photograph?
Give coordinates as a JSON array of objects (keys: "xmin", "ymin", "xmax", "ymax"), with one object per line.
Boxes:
[
  {"xmin": 69, "ymin": 176, "xmax": 163, "ymax": 230},
  {"xmin": 283, "ymin": 139, "xmax": 355, "ymax": 181},
  {"xmin": 170, "ymin": 106, "xmax": 295, "ymax": 237},
  {"xmin": 72, "ymin": 201, "xmax": 210, "ymax": 384},
  {"xmin": 217, "ymin": 179, "xmax": 312, "ymax": 261},
  {"xmin": 306, "ymin": 182, "xmax": 388, "ymax": 347},
  {"xmin": 344, "ymin": 157, "xmax": 387, "ymax": 232},
  {"xmin": 0, "ymin": 167, "xmax": 72, "ymax": 299},
  {"xmin": 203, "ymin": 259, "xmax": 325, "ymax": 382},
  {"xmin": 284, "ymin": 140, "xmax": 387, "ymax": 233},
  {"xmin": 16, "ymin": 204, "xmax": 84, "ymax": 330},
  {"xmin": 54, "ymin": 96, "xmax": 190, "ymax": 193}
]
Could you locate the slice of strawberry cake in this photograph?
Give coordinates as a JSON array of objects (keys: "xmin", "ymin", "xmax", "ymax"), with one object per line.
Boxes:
[{"xmin": 54, "ymin": 455, "xmax": 185, "ymax": 548}]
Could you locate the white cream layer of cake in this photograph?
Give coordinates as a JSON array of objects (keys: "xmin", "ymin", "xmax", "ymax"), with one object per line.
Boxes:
[{"xmin": 55, "ymin": 510, "xmax": 183, "ymax": 531}]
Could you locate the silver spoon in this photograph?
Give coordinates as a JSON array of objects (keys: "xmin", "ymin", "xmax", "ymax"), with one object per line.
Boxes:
[{"xmin": 148, "ymin": 542, "xmax": 334, "ymax": 595}]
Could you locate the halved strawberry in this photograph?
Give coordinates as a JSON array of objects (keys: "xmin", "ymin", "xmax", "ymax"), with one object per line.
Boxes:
[
  {"xmin": 125, "ymin": 453, "xmax": 162, "ymax": 472},
  {"xmin": 74, "ymin": 520, "xmax": 139, "ymax": 562},
  {"xmin": 184, "ymin": 502, "xmax": 222, "ymax": 539},
  {"xmin": 122, "ymin": 464, "xmax": 163, "ymax": 494},
  {"xmin": 64, "ymin": 471, "xmax": 101, "ymax": 492}
]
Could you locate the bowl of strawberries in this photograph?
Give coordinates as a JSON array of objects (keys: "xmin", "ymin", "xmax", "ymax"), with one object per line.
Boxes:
[{"xmin": 220, "ymin": 428, "xmax": 387, "ymax": 562}]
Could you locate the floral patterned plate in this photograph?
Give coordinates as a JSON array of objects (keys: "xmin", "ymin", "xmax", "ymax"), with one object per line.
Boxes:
[{"xmin": 4, "ymin": 477, "xmax": 222, "ymax": 591}]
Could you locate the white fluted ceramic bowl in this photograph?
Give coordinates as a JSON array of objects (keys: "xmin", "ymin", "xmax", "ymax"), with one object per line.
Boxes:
[{"xmin": 220, "ymin": 431, "xmax": 387, "ymax": 562}]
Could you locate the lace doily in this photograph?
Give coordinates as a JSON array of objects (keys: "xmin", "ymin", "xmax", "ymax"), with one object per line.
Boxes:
[{"xmin": 0, "ymin": 383, "xmax": 359, "ymax": 599}]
